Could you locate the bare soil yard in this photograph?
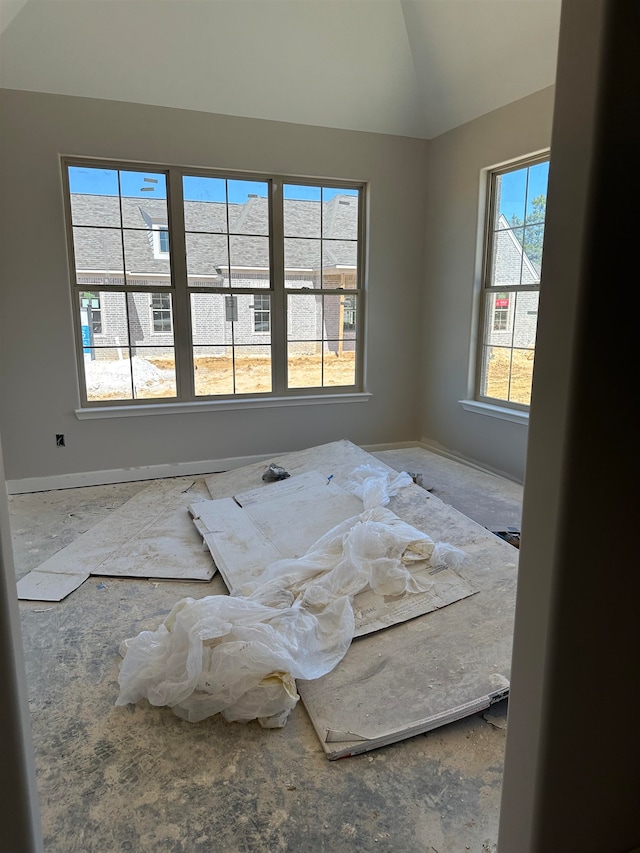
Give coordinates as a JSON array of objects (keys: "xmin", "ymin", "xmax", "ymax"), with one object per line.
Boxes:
[
  {"xmin": 87, "ymin": 348, "xmax": 532, "ymax": 403},
  {"xmin": 86, "ymin": 353, "xmax": 357, "ymax": 401},
  {"xmin": 484, "ymin": 348, "xmax": 535, "ymax": 405}
]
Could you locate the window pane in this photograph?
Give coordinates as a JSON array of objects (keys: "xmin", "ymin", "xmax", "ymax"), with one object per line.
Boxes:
[
  {"xmin": 494, "ymin": 168, "xmax": 527, "ymax": 230},
  {"xmin": 229, "ymin": 235, "xmax": 270, "ymax": 282},
  {"xmin": 525, "ymin": 161, "xmax": 549, "ymax": 224},
  {"xmin": 322, "ymin": 188, "xmax": 359, "ymax": 240},
  {"xmin": 186, "ymin": 233, "xmax": 229, "ymax": 284},
  {"xmin": 287, "ymin": 293, "xmax": 322, "ymax": 342},
  {"xmin": 284, "ymin": 185, "xmax": 321, "ymax": 238},
  {"xmin": 484, "ymin": 291, "xmax": 514, "ymax": 348},
  {"xmin": 119, "ymin": 171, "xmax": 167, "ymax": 228},
  {"xmin": 508, "ymin": 349, "xmax": 535, "ymax": 405},
  {"xmin": 322, "ymin": 295, "xmax": 357, "ymax": 386},
  {"xmin": 287, "ymin": 344, "xmax": 323, "ymax": 388},
  {"xmin": 123, "ymin": 230, "xmax": 170, "ymax": 283},
  {"xmin": 234, "ymin": 345, "xmax": 272, "ymax": 394},
  {"xmin": 191, "ymin": 293, "xmax": 228, "ymax": 345},
  {"xmin": 73, "ymin": 227, "xmax": 123, "ymax": 279},
  {"xmin": 285, "ymin": 238, "xmax": 321, "ymax": 289},
  {"xmin": 490, "ymin": 227, "xmax": 525, "ymax": 287},
  {"xmin": 69, "ymin": 166, "xmax": 121, "ymax": 227},
  {"xmin": 322, "ymin": 241, "xmax": 358, "ymax": 288},
  {"xmin": 521, "ymin": 225, "xmax": 544, "ymax": 278},
  {"xmin": 480, "ymin": 346, "xmax": 512, "ymax": 401},
  {"xmin": 191, "ymin": 293, "xmax": 272, "ymax": 394},
  {"xmin": 183, "ymin": 176, "xmax": 227, "ymax": 232},
  {"xmin": 193, "ymin": 346, "xmax": 234, "ymax": 396},
  {"xmin": 125, "ymin": 291, "xmax": 174, "ymax": 348},
  {"xmin": 227, "ymin": 180, "xmax": 269, "ymax": 235},
  {"xmin": 512, "ymin": 290, "xmax": 539, "ymax": 350},
  {"xmin": 81, "ymin": 290, "xmax": 128, "ymax": 349},
  {"xmin": 322, "ymin": 349, "xmax": 356, "ymax": 386},
  {"xmin": 83, "ymin": 348, "xmax": 133, "ymax": 401},
  {"xmin": 132, "ymin": 348, "xmax": 176, "ymax": 399}
]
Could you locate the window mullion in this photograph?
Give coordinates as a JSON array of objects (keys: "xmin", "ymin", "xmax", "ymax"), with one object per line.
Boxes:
[
  {"xmin": 270, "ymin": 179, "xmax": 286, "ymax": 394},
  {"xmin": 167, "ymin": 169, "xmax": 194, "ymax": 401}
]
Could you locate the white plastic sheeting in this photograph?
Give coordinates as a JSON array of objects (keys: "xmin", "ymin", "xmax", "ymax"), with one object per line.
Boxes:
[{"xmin": 116, "ymin": 465, "xmax": 465, "ymax": 728}]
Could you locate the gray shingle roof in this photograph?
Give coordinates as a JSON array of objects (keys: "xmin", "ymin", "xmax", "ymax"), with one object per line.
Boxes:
[{"xmin": 70, "ymin": 193, "xmax": 359, "ymax": 276}]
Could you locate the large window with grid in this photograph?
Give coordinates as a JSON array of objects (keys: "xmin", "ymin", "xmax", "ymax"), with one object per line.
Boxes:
[
  {"xmin": 476, "ymin": 154, "xmax": 549, "ymax": 408},
  {"xmin": 63, "ymin": 160, "xmax": 364, "ymax": 406}
]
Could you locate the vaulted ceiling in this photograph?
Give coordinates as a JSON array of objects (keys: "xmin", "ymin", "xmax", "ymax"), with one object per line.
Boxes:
[{"xmin": 0, "ymin": 0, "xmax": 561, "ymax": 139}]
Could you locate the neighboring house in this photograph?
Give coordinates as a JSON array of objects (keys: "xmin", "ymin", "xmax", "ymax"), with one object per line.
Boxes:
[
  {"xmin": 71, "ymin": 193, "xmax": 359, "ymax": 360},
  {"xmin": 486, "ymin": 213, "xmax": 540, "ymax": 351}
]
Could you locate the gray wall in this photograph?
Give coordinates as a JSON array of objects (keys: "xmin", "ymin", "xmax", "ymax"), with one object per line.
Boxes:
[
  {"xmin": 421, "ymin": 86, "xmax": 556, "ymax": 482},
  {"xmin": 0, "ymin": 89, "xmax": 427, "ymax": 483}
]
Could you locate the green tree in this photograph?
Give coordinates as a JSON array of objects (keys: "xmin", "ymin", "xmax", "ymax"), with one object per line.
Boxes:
[{"xmin": 510, "ymin": 194, "xmax": 546, "ymax": 268}]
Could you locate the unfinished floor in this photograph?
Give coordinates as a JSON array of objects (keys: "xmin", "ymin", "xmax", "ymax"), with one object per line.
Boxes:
[{"xmin": 10, "ymin": 445, "xmax": 522, "ymax": 853}]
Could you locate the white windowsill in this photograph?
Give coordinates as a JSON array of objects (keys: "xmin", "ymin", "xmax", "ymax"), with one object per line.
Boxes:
[
  {"xmin": 76, "ymin": 391, "xmax": 372, "ymax": 419},
  {"xmin": 459, "ymin": 399, "xmax": 529, "ymax": 425}
]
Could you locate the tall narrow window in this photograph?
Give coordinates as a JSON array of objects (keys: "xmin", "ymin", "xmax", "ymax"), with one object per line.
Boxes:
[
  {"xmin": 253, "ymin": 293, "xmax": 270, "ymax": 332},
  {"xmin": 151, "ymin": 292, "xmax": 172, "ymax": 333},
  {"xmin": 63, "ymin": 159, "xmax": 365, "ymax": 406},
  {"xmin": 476, "ymin": 155, "xmax": 549, "ymax": 408}
]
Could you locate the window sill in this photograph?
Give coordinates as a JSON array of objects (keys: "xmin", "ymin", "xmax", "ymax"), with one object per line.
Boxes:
[
  {"xmin": 75, "ymin": 391, "xmax": 372, "ymax": 420},
  {"xmin": 459, "ymin": 399, "xmax": 529, "ymax": 425}
]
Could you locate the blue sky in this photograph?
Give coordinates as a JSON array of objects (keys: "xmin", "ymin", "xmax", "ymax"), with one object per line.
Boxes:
[
  {"xmin": 497, "ymin": 160, "xmax": 549, "ymax": 223},
  {"xmin": 68, "ymin": 166, "xmax": 358, "ymax": 205}
]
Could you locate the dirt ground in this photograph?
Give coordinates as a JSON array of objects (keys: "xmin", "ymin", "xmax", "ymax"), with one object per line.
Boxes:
[
  {"xmin": 89, "ymin": 348, "xmax": 532, "ymax": 403},
  {"xmin": 89, "ymin": 353, "xmax": 358, "ymax": 400}
]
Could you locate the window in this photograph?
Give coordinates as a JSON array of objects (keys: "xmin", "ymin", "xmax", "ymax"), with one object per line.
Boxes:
[
  {"xmin": 476, "ymin": 154, "xmax": 549, "ymax": 408},
  {"xmin": 224, "ymin": 295, "xmax": 238, "ymax": 323},
  {"xmin": 158, "ymin": 227, "xmax": 169, "ymax": 254},
  {"xmin": 253, "ymin": 293, "xmax": 270, "ymax": 332},
  {"xmin": 151, "ymin": 292, "xmax": 172, "ymax": 333},
  {"xmin": 63, "ymin": 160, "xmax": 364, "ymax": 405}
]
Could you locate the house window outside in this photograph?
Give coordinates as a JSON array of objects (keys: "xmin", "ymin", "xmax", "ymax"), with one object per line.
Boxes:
[
  {"xmin": 476, "ymin": 154, "xmax": 549, "ymax": 408},
  {"xmin": 158, "ymin": 227, "xmax": 169, "ymax": 254},
  {"xmin": 253, "ymin": 293, "xmax": 270, "ymax": 332},
  {"xmin": 63, "ymin": 160, "xmax": 364, "ymax": 405},
  {"xmin": 225, "ymin": 295, "xmax": 238, "ymax": 323},
  {"xmin": 343, "ymin": 294, "xmax": 356, "ymax": 331},
  {"xmin": 151, "ymin": 292, "xmax": 172, "ymax": 333}
]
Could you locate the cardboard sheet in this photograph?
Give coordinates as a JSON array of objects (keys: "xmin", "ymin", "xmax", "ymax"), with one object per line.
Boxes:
[
  {"xmin": 190, "ymin": 469, "xmax": 478, "ymax": 638},
  {"xmin": 203, "ymin": 440, "xmax": 517, "ymax": 758},
  {"xmin": 17, "ymin": 478, "xmax": 216, "ymax": 601}
]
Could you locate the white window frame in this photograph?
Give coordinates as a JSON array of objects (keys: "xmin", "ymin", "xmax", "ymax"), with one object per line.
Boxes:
[
  {"xmin": 473, "ymin": 152, "xmax": 549, "ymax": 413},
  {"xmin": 62, "ymin": 157, "xmax": 366, "ymax": 410}
]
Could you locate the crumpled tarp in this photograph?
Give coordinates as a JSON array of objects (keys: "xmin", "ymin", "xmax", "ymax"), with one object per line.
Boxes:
[{"xmin": 116, "ymin": 464, "xmax": 465, "ymax": 728}]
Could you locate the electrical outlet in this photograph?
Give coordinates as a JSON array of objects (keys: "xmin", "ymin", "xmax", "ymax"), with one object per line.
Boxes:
[{"xmin": 56, "ymin": 434, "xmax": 65, "ymax": 447}]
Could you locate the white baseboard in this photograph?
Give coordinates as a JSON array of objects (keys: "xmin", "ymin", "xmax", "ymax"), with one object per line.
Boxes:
[
  {"xmin": 5, "ymin": 441, "xmax": 426, "ymax": 495},
  {"xmin": 5, "ymin": 453, "xmax": 276, "ymax": 495}
]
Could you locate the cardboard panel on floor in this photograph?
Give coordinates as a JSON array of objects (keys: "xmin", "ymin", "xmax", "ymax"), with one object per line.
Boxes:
[{"xmin": 203, "ymin": 440, "xmax": 517, "ymax": 758}]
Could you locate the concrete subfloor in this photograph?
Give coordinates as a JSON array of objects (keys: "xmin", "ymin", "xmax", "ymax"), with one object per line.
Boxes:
[{"xmin": 9, "ymin": 446, "xmax": 521, "ymax": 853}]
